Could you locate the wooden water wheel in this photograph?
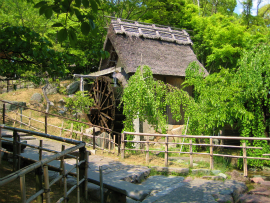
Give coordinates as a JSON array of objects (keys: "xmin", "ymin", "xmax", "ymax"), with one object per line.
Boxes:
[{"xmin": 87, "ymin": 76, "xmax": 115, "ymax": 130}]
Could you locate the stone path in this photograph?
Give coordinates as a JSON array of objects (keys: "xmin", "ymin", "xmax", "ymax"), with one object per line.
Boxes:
[{"xmin": 1, "ymin": 132, "xmax": 250, "ymax": 203}]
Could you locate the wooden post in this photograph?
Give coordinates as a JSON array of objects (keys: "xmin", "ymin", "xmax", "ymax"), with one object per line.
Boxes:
[
  {"xmin": 210, "ymin": 138, "xmax": 214, "ymax": 170},
  {"xmin": 243, "ymin": 142, "xmax": 248, "ymax": 177},
  {"xmin": 99, "ymin": 166, "xmax": 104, "ymax": 203},
  {"xmin": 60, "ymin": 121, "xmax": 64, "ymax": 137},
  {"xmin": 43, "ymin": 165, "xmax": 51, "ymax": 203},
  {"xmin": 84, "ymin": 151, "xmax": 89, "ymax": 200},
  {"xmin": 79, "ymin": 147, "xmax": 86, "ymax": 197},
  {"xmin": 121, "ymin": 133, "xmax": 125, "ymax": 159},
  {"xmin": 146, "ymin": 136, "xmax": 149, "ymax": 164},
  {"xmin": 113, "ymin": 135, "xmax": 116, "ymax": 154},
  {"xmin": 165, "ymin": 135, "xmax": 168, "ymax": 167},
  {"xmin": 70, "ymin": 123, "xmax": 73, "ymax": 139},
  {"xmin": 76, "ymin": 158, "xmax": 80, "ymax": 203},
  {"xmin": 60, "ymin": 145, "xmax": 65, "ymax": 187},
  {"xmin": 13, "ymin": 110, "xmax": 17, "ymax": 127},
  {"xmin": 45, "ymin": 113, "xmax": 48, "ymax": 134},
  {"xmin": 17, "ymin": 133, "xmax": 21, "ymax": 170},
  {"xmin": 13, "ymin": 130, "xmax": 18, "ymax": 171},
  {"xmin": 3, "ymin": 103, "xmax": 5, "ymax": 124},
  {"xmin": 118, "ymin": 134, "xmax": 121, "ymax": 156},
  {"xmin": 28, "ymin": 111, "xmax": 31, "ymax": 130},
  {"xmin": 80, "ymin": 126, "xmax": 83, "ymax": 141},
  {"xmin": 20, "ymin": 175, "xmax": 26, "ymax": 203},
  {"xmin": 39, "ymin": 140, "xmax": 43, "ymax": 161},
  {"xmin": 92, "ymin": 128, "xmax": 95, "ymax": 150},
  {"xmin": 35, "ymin": 167, "xmax": 43, "ymax": 203},
  {"xmin": 108, "ymin": 133, "xmax": 111, "ymax": 154},
  {"xmin": 189, "ymin": 139, "xmax": 193, "ymax": 168},
  {"xmin": 20, "ymin": 107, "xmax": 22, "ymax": 128},
  {"xmin": 7, "ymin": 80, "xmax": 9, "ymax": 93},
  {"xmin": 102, "ymin": 132, "xmax": 105, "ymax": 154}
]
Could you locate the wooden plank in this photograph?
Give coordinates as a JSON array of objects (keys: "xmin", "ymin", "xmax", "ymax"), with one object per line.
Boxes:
[
  {"xmin": 165, "ymin": 136, "xmax": 168, "ymax": 167},
  {"xmin": 44, "ymin": 166, "xmax": 51, "ymax": 203},
  {"xmin": 243, "ymin": 143, "xmax": 247, "ymax": 177},
  {"xmin": 146, "ymin": 136, "xmax": 149, "ymax": 164},
  {"xmin": 20, "ymin": 175, "xmax": 26, "ymax": 203},
  {"xmin": 210, "ymin": 138, "xmax": 213, "ymax": 170},
  {"xmin": 189, "ymin": 140, "xmax": 193, "ymax": 168}
]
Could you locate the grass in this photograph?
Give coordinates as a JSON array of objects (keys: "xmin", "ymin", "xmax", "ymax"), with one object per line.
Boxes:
[{"xmin": 0, "ymin": 160, "xmax": 98, "ymax": 203}]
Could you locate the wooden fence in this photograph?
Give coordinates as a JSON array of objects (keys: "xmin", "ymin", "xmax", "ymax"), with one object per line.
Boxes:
[
  {"xmin": 0, "ymin": 125, "xmax": 88, "ymax": 203},
  {"xmin": 1, "ymin": 100, "xmax": 121, "ymax": 155},
  {"xmin": 121, "ymin": 132, "xmax": 270, "ymax": 177}
]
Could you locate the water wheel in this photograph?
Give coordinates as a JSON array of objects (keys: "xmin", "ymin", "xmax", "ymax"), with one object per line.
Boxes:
[{"xmin": 87, "ymin": 76, "xmax": 115, "ymax": 130}]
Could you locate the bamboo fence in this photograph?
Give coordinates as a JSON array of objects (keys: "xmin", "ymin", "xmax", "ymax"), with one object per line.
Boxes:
[
  {"xmin": 0, "ymin": 125, "xmax": 88, "ymax": 203},
  {"xmin": 121, "ymin": 132, "xmax": 270, "ymax": 177}
]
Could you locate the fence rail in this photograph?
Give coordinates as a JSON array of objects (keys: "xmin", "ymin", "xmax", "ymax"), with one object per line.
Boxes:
[
  {"xmin": 0, "ymin": 125, "xmax": 88, "ymax": 203},
  {"xmin": 121, "ymin": 131, "xmax": 270, "ymax": 177}
]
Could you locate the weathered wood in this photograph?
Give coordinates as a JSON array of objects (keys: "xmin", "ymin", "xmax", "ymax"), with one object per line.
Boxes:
[
  {"xmin": 60, "ymin": 121, "xmax": 64, "ymax": 137},
  {"xmin": 92, "ymin": 127, "xmax": 96, "ymax": 150},
  {"xmin": 121, "ymin": 133, "xmax": 125, "ymax": 159},
  {"xmin": 210, "ymin": 138, "xmax": 213, "ymax": 170},
  {"xmin": 76, "ymin": 158, "xmax": 80, "ymax": 203},
  {"xmin": 28, "ymin": 111, "xmax": 31, "ymax": 130},
  {"xmin": 20, "ymin": 174, "xmax": 26, "ymax": 203},
  {"xmin": 13, "ymin": 110, "xmax": 17, "ymax": 127},
  {"xmin": 146, "ymin": 136, "xmax": 149, "ymax": 164},
  {"xmin": 118, "ymin": 134, "xmax": 120, "ymax": 156},
  {"xmin": 84, "ymin": 151, "xmax": 89, "ymax": 200},
  {"xmin": 3, "ymin": 103, "xmax": 5, "ymax": 124},
  {"xmin": 100, "ymin": 166, "xmax": 104, "ymax": 203},
  {"xmin": 45, "ymin": 113, "xmax": 48, "ymax": 134},
  {"xmin": 189, "ymin": 139, "xmax": 193, "ymax": 168},
  {"xmin": 43, "ymin": 166, "xmax": 51, "ymax": 203},
  {"xmin": 13, "ymin": 130, "xmax": 18, "ymax": 171},
  {"xmin": 108, "ymin": 133, "xmax": 111, "ymax": 153},
  {"xmin": 165, "ymin": 136, "xmax": 168, "ymax": 167},
  {"xmin": 243, "ymin": 142, "xmax": 247, "ymax": 177},
  {"xmin": 60, "ymin": 145, "xmax": 65, "ymax": 188},
  {"xmin": 70, "ymin": 123, "xmax": 73, "ymax": 139},
  {"xmin": 35, "ymin": 167, "xmax": 43, "ymax": 203},
  {"xmin": 102, "ymin": 132, "xmax": 105, "ymax": 154},
  {"xmin": 39, "ymin": 140, "xmax": 43, "ymax": 161},
  {"xmin": 80, "ymin": 126, "xmax": 83, "ymax": 141},
  {"xmin": 113, "ymin": 134, "xmax": 116, "ymax": 154},
  {"xmin": 0, "ymin": 127, "xmax": 2, "ymax": 165},
  {"xmin": 79, "ymin": 147, "xmax": 86, "ymax": 197}
]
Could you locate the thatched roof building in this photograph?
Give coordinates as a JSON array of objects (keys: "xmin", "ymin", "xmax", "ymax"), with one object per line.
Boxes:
[{"xmin": 99, "ymin": 18, "xmax": 208, "ymax": 78}]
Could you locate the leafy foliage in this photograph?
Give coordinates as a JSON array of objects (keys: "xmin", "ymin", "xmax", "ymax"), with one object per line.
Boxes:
[{"xmin": 121, "ymin": 66, "xmax": 190, "ymax": 135}]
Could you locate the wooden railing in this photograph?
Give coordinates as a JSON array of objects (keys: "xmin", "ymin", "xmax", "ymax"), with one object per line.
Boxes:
[
  {"xmin": 0, "ymin": 125, "xmax": 88, "ymax": 203},
  {"xmin": 1, "ymin": 100, "xmax": 121, "ymax": 154},
  {"xmin": 121, "ymin": 132, "xmax": 270, "ymax": 177}
]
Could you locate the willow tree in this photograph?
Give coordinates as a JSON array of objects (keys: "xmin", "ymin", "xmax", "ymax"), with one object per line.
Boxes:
[{"xmin": 184, "ymin": 44, "xmax": 270, "ymax": 168}]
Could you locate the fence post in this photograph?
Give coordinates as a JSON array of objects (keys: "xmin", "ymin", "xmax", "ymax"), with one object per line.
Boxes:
[
  {"xmin": 146, "ymin": 136, "xmax": 149, "ymax": 164},
  {"xmin": 210, "ymin": 137, "xmax": 214, "ymax": 170},
  {"xmin": 28, "ymin": 111, "xmax": 31, "ymax": 130},
  {"xmin": 165, "ymin": 135, "xmax": 168, "ymax": 167},
  {"xmin": 243, "ymin": 142, "xmax": 247, "ymax": 177},
  {"xmin": 13, "ymin": 110, "xmax": 17, "ymax": 127},
  {"xmin": 60, "ymin": 145, "xmax": 65, "ymax": 187},
  {"xmin": 20, "ymin": 107, "xmax": 22, "ymax": 128},
  {"xmin": 93, "ymin": 128, "xmax": 95, "ymax": 150},
  {"xmin": 118, "ymin": 134, "xmax": 121, "ymax": 156},
  {"xmin": 20, "ymin": 174, "xmax": 26, "ymax": 203},
  {"xmin": 13, "ymin": 130, "xmax": 18, "ymax": 171},
  {"xmin": 113, "ymin": 135, "xmax": 116, "ymax": 154},
  {"xmin": 189, "ymin": 139, "xmax": 193, "ymax": 168},
  {"xmin": 102, "ymin": 132, "xmax": 105, "ymax": 154},
  {"xmin": 108, "ymin": 133, "xmax": 111, "ymax": 154},
  {"xmin": 121, "ymin": 133, "xmax": 125, "ymax": 159},
  {"xmin": 99, "ymin": 166, "xmax": 104, "ymax": 203},
  {"xmin": 79, "ymin": 146, "xmax": 86, "ymax": 197},
  {"xmin": 80, "ymin": 126, "xmax": 83, "ymax": 141},
  {"xmin": 39, "ymin": 140, "xmax": 43, "ymax": 161},
  {"xmin": 35, "ymin": 166, "xmax": 43, "ymax": 203},
  {"xmin": 70, "ymin": 123, "xmax": 73, "ymax": 139},
  {"xmin": 17, "ymin": 133, "xmax": 21, "ymax": 170},
  {"xmin": 3, "ymin": 103, "xmax": 5, "ymax": 124},
  {"xmin": 76, "ymin": 158, "xmax": 80, "ymax": 203},
  {"xmin": 45, "ymin": 113, "xmax": 48, "ymax": 134},
  {"xmin": 84, "ymin": 151, "xmax": 89, "ymax": 200},
  {"xmin": 60, "ymin": 121, "xmax": 64, "ymax": 137},
  {"xmin": 43, "ymin": 165, "xmax": 51, "ymax": 203}
]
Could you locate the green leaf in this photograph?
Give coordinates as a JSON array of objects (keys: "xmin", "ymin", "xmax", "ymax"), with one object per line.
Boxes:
[
  {"xmin": 75, "ymin": 0, "xmax": 81, "ymax": 7},
  {"xmin": 82, "ymin": 0, "xmax": 89, "ymax": 8},
  {"xmin": 34, "ymin": 1, "xmax": 47, "ymax": 8},
  {"xmin": 52, "ymin": 5, "xmax": 61, "ymax": 13},
  {"xmin": 74, "ymin": 8, "xmax": 83, "ymax": 21},
  {"xmin": 89, "ymin": 18, "xmax": 95, "ymax": 30},
  {"xmin": 81, "ymin": 22, "xmax": 90, "ymax": 35},
  {"xmin": 57, "ymin": 28, "xmax": 68, "ymax": 43},
  {"xmin": 90, "ymin": 0, "xmax": 98, "ymax": 13},
  {"xmin": 52, "ymin": 23, "xmax": 63, "ymax": 27},
  {"xmin": 45, "ymin": 8, "xmax": 53, "ymax": 19},
  {"xmin": 68, "ymin": 29, "xmax": 77, "ymax": 47},
  {"xmin": 39, "ymin": 5, "xmax": 48, "ymax": 16}
]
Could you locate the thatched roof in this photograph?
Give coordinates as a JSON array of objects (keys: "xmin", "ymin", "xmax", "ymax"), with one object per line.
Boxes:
[{"xmin": 100, "ymin": 18, "xmax": 208, "ymax": 77}]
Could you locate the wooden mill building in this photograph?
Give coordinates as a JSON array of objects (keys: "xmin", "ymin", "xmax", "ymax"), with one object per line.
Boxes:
[{"xmin": 76, "ymin": 18, "xmax": 208, "ymax": 133}]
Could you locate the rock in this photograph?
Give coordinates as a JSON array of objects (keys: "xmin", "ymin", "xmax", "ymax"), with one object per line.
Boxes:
[
  {"xmin": 212, "ymin": 170, "xmax": 221, "ymax": 175},
  {"xmin": 260, "ymin": 181, "xmax": 270, "ymax": 186},
  {"xmin": 238, "ymin": 194, "xmax": 270, "ymax": 203},
  {"xmin": 150, "ymin": 166, "xmax": 189, "ymax": 175},
  {"xmin": 250, "ymin": 177, "xmax": 264, "ymax": 184},
  {"xmin": 66, "ymin": 81, "xmax": 79, "ymax": 95},
  {"xmin": 85, "ymin": 127, "xmax": 101, "ymax": 135},
  {"xmin": 191, "ymin": 169, "xmax": 211, "ymax": 175},
  {"xmin": 58, "ymin": 99, "xmax": 65, "ymax": 107},
  {"xmin": 218, "ymin": 173, "xmax": 227, "ymax": 179},
  {"xmin": 44, "ymin": 83, "xmax": 59, "ymax": 95},
  {"xmin": 171, "ymin": 126, "xmax": 184, "ymax": 135},
  {"xmin": 215, "ymin": 194, "xmax": 233, "ymax": 203},
  {"xmin": 230, "ymin": 181, "xmax": 248, "ymax": 202},
  {"xmin": 226, "ymin": 170, "xmax": 248, "ymax": 182},
  {"xmin": 30, "ymin": 93, "xmax": 43, "ymax": 103},
  {"xmin": 2, "ymin": 100, "xmax": 26, "ymax": 111},
  {"xmin": 183, "ymin": 177, "xmax": 193, "ymax": 182},
  {"xmin": 202, "ymin": 176, "xmax": 225, "ymax": 180},
  {"xmin": 248, "ymin": 186, "xmax": 270, "ymax": 196}
]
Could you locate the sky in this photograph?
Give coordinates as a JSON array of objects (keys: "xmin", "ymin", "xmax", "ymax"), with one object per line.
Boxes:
[{"xmin": 234, "ymin": 0, "xmax": 269, "ymax": 15}]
